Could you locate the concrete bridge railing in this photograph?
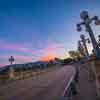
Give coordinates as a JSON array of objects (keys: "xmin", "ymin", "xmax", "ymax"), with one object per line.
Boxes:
[{"xmin": 61, "ymin": 67, "xmax": 79, "ymax": 100}]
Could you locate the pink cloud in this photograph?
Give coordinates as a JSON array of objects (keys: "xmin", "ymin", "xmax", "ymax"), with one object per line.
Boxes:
[
  {"xmin": 0, "ymin": 54, "xmax": 34, "ymax": 61},
  {"xmin": 15, "ymin": 55, "xmax": 34, "ymax": 61},
  {"xmin": 39, "ymin": 42, "xmax": 60, "ymax": 61},
  {"xmin": 39, "ymin": 41, "xmax": 68, "ymax": 60},
  {"xmin": 0, "ymin": 40, "xmax": 34, "ymax": 54},
  {"xmin": 0, "ymin": 61, "xmax": 9, "ymax": 68},
  {"xmin": 39, "ymin": 41, "xmax": 59, "ymax": 53},
  {"xmin": 0, "ymin": 54, "xmax": 36, "ymax": 67}
]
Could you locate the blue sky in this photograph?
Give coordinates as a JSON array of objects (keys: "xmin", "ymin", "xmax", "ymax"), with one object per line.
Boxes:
[{"xmin": 0, "ymin": 0, "xmax": 100, "ymax": 66}]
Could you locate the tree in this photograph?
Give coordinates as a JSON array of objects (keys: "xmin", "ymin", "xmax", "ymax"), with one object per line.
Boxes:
[
  {"xmin": 63, "ymin": 58, "xmax": 73, "ymax": 64},
  {"xmin": 69, "ymin": 51, "xmax": 82, "ymax": 60}
]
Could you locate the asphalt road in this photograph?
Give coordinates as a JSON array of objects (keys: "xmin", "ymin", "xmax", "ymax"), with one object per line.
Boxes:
[{"xmin": 0, "ymin": 65, "xmax": 75, "ymax": 100}]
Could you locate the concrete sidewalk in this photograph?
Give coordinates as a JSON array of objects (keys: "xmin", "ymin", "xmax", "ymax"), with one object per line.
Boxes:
[{"xmin": 76, "ymin": 63, "xmax": 97, "ymax": 100}]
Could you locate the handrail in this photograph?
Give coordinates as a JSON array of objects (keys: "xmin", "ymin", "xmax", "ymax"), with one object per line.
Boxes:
[
  {"xmin": 61, "ymin": 68, "xmax": 78, "ymax": 100},
  {"xmin": 63, "ymin": 75, "xmax": 75, "ymax": 97}
]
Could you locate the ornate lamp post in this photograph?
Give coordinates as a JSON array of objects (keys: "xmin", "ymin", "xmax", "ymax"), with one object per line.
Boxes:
[
  {"xmin": 8, "ymin": 56, "xmax": 15, "ymax": 80},
  {"xmin": 78, "ymin": 40, "xmax": 85, "ymax": 57},
  {"xmin": 80, "ymin": 34, "xmax": 90, "ymax": 58},
  {"xmin": 76, "ymin": 11, "xmax": 100, "ymax": 58},
  {"xmin": 9, "ymin": 56, "xmax": 14, "ymax": 65}
]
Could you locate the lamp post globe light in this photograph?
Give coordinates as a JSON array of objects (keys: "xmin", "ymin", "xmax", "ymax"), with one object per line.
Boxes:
[
  {"xmin": 80, "ymin": 11, "xmax": 89, "ymax": 20},
  {"xmin": 77, "ymin": 11, "xmax": 100, "ymax": 58}
]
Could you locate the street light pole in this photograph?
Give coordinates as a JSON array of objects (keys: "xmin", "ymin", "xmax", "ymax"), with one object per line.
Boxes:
[
  {"xmin": 77, "ymin": 11, "xmax": 100, "ymax": 58},
  {"xmin": 85, "ymin": 24, "xmax": 98, "ymax": 55}
]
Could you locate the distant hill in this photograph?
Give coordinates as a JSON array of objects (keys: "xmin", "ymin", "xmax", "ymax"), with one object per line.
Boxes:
[{"xmin": 0, "ymin": 61, "xmax": 48, "ymax": 74}]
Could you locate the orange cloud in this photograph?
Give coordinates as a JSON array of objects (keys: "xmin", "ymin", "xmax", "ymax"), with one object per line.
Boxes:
[
  {"xmin": 40, "ymin": 52, "xmax": 55, "ymax": 61},
  {"xmin": 39, "ymin": 42, "xmax": 56, "ymax": 61}
]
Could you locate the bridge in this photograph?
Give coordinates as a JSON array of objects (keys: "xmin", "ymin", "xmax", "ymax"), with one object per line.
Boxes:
[{"xmin": 0, "ymin": 64, "xmax": 97, "ymax": 100}]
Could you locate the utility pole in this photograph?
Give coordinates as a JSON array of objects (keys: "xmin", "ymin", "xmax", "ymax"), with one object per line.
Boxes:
[{"xmin": 76, "ymin": 11, "xmax": 100, "ymax": 58}]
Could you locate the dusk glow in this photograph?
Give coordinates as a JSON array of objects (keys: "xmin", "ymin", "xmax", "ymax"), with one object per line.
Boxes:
[{"xmin": 0, "ymin": 0, "xmax": 100, "ymax": 67}]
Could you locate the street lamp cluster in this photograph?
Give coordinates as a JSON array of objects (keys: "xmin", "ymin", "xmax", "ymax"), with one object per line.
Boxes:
[
  {"xmin": 78, "ymin": 40, "xmax": 85, "ymax": 58},
  {"xmin": 78, "ymin": 34, "xmax": 90, "ymax": 59},
  {"xmin": 77, "ymin": 11, "xmax": 100, "ymax": 59}
]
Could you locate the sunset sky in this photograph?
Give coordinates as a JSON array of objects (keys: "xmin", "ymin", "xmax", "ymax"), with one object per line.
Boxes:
[{"xmin": 0, "ymin": 0, "xmax": 100, "ymax": 67}]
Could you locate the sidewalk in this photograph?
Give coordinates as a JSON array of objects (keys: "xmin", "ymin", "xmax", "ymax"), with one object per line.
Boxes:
[{"xmin": 76, "ymin": 63, "xmax": 97, "ymax": 100}]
